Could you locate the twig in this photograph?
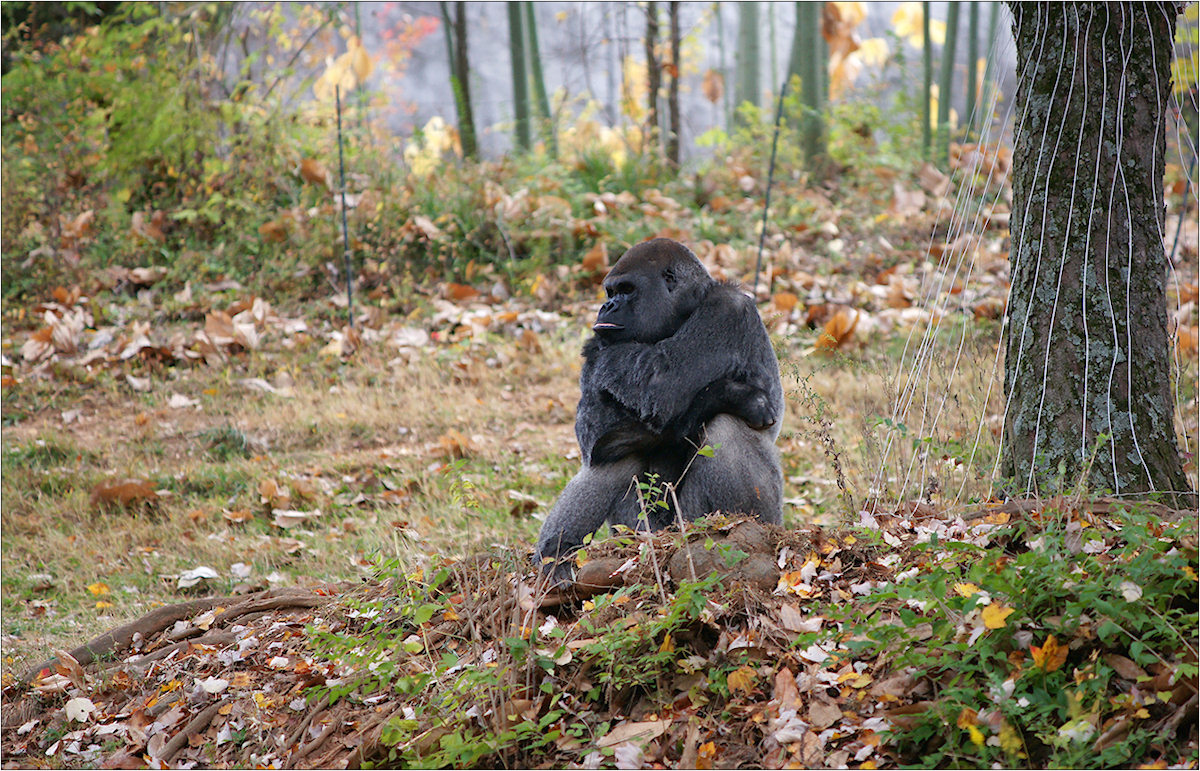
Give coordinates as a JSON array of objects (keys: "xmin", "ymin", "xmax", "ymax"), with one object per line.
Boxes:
[
  {"xmin": 336, "ymin": 85, "xmax": 355, "ymax": 329},
  {"xmin": 753, "ymin": 75, "xmax": 790, "ymax": 299},
  {"xmin": 156, "ymin": 698, "xmax": 228, "ymax": 764}
]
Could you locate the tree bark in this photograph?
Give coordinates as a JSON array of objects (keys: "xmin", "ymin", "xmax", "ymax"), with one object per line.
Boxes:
[
  {"xmin": 965, "ymin": 1, "xmax": 979, "ymax": 135},
  {"xmin": 667, "ymin": 1, "xmax": 681, "ymax": 166},
  {"xmin": 440, "ymin": 2, "xmax": 477, "ymax": 160},
  {"xmin": 645, "ymin": 1, "xmax": 661, "ymax": 155},
  {"xmin": 734, "ymin": 2, "xmax": 760, "ymax": 121},
  {"xmin": 789, "ymin": 2, "xmax": 825, "ymax": 167},
  {"xmin": 523, "ymin": 2, "xmax": 556, "ymax": 157},
  {"xmin": 936, "ymin": 2, "xmax": 961, "ymax": 163},
  {"xmin": 922, "ymin": 1, "xmax": 933, "ymax": 157},
  {"xmin": 1003, "ymin": 2, "xmax": 1193, "ymax": 507},
  {"xmin": 507, "ymin": 1, "xmax": 530, "ymax": 151}
]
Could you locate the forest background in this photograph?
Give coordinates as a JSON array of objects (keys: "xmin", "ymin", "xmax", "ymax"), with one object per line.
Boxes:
[{"xmin": 0, "ymin": 2, "xmax": 1197, "ymax": 768}]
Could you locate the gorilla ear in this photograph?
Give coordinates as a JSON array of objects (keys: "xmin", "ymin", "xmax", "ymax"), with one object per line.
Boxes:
[{"xmin": 663, "ymin": 266, "xmax": 678, "ymax": 290}]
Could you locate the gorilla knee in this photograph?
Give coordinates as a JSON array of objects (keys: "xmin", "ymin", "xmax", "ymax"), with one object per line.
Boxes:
[{"xmin": 681, "ymin": 415, "xmax": 783, "ymax": 525}]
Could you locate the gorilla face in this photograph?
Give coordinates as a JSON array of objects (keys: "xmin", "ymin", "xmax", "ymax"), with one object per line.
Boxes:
[{"xmin": 593, "ymin": 238, "xmax": 711, "ymax": 344}]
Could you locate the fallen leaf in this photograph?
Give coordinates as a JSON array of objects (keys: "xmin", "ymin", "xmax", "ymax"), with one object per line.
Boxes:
[
  {"xmin": 814, "ymin": 308, "xmax": 859, "ymax": 353},
  {"xmin": 981, "ymin": 602, "xmax": 1014, "ymax": 629},
  {"xmin": 726, "ymin": 665, "xmax": 758, "ymax": 694},
  {"xmin": 298, "ymin": 158, "xmax": 331, "ymax": 189},
  {"xmin": 596, "ymin": 720, "xmax": 668, "ymax": 748},
  {"xmin": 64, "ymin": 697, "xmax": 96, "ymax": 723},
  {"xmin": 91, "ymin": 478, "xmax": 158, "ymax": 509},
  {"xmin": 1030, "ymin": 634, "xmax": 1068, "ymax": 672},
  {"xmin": 177, "ymin": 566, "xmax": 219, "ymax": 589}
]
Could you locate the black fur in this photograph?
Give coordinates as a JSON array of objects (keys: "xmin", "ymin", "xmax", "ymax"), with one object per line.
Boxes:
[{"xmin": 535, "ymin": 239, "xmax": 784, "ymax": 579}]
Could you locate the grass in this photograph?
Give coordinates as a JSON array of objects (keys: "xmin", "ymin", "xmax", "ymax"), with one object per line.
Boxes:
[{"xmin": 0, "ymin": 299, "xmax": 1025, "ymax": 676}]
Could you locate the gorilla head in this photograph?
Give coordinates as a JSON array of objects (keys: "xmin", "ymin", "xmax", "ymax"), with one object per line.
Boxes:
[{"xmin": 593, "ymin": 239, "xmax": 712, "ymax": 344}]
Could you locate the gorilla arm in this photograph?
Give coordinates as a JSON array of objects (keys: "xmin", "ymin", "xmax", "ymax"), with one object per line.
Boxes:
[{"xmin": 589, "ymin": 283, "xmax": 783, "ymax": 437}]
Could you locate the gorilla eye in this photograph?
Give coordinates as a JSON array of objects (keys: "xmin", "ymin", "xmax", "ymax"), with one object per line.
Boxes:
[{"xmin": 610, "ymin": 281, "xmax": 635, "ymax": 296}]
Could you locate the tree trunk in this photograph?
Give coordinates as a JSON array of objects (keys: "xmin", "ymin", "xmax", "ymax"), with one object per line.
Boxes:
[
  {"xmin": 715, "ymin": 2, "xmax": 732, "ymax": 127},
  {"xmin": 734, "ymin": 2, "xmax": 760, "ymax": 121},
  {"xmin": 980, "ymin": 2, "xmax": 1001, "ymax": 133},
  {"xmin": 507, "ymin": 1, "xmax": 530, "ymax": 151},
  {"xmin": 667, "ymin": 1, "xmax": 681, "ymax": 166},
  {"xmin": 922, "ymin": 1, "xmax": 933, "ymax": 157},
  {"xmin": 523, "ymin": 2, "xmax": 556, "ymax": 157},
  {"xmin": 936, "ymin": 1, "xmax": 960, "ymax": 163},
  {"xmin": 1003, "ymin": 3, "xmax": 1193, "ymax": 508},
  {"xmin": 644, "ymin": 1, "xmax": 661, "ymax": 155},
  {"xmin": 788, "ymin": 2, "xmax": 825, "ymax": 167},
  {"xmin": 965, "ymin": 1, "xmax": 979, "ymax": 135},
  {"xmin": 439, "ymin": 2, "xmax": 477, "ymax": 160}
]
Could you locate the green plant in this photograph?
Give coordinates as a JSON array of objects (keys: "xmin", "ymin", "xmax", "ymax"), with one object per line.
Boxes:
[{"xmin": 836, "ymin": 508, "xmax": 1199, "ymax": 767}]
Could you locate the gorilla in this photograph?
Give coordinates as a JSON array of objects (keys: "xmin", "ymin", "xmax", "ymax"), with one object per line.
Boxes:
[{"xmin": 535, "ymin": 238, "xmax": 784, "ymax": 579}]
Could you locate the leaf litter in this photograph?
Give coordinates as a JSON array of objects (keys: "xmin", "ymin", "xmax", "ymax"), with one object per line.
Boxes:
[{"xmin": 1, "ymin": 503, "xmax": 1194, "ymax": 769}]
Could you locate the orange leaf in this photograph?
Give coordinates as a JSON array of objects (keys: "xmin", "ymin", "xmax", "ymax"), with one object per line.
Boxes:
[
  {"xmin": 445, "ymin": 283, "xmax": 479, "ymax": 302},
  {"xmin": 90, "ymin": 478, "xmax": 158, "ymax": 509},
  {"xmin": 299, "ymin": 158, "xmax": 331, "ymax": 189},
  {"xmin": 1030, "ymin": 634, "xmax": 1068, "ymax": 672},
  {"xmin": 772, "ymin": 292, "xmax": 799, "ymax": 314},
  {"xmin": 814, "ymin": 308, "xmax": 859, "ymax": 353},
  {"xmin": 1177, "ymin": 326, "xmax": 1197, "ymax": 358},
  {"xmin": 258, "ymin": 219, "xmax": 288, "ymax": 243},
  {"xmin": 581, "ymin": 241, "xmax": 608, "ymax": 274},
  {"xmin": 726, "ymin": 665, "xmax": 757, "ymax": 694},
  {"xmin": 701, "ymin": 69, "xmax": 725, "ymax": 104}
]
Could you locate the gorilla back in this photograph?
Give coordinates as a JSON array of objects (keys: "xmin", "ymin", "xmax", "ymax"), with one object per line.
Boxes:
[{"xmin": 536, "ymin": 238, "xmax": 783, "ymax": 577}]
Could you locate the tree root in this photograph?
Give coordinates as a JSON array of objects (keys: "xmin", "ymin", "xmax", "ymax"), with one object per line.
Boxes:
[
  {"xmin": 155, "ymin": 698, "xmax": 228, "ymax": 764},
  {"xmin": 19, "ymin": 587, "xmax": 331, "ymax": 686}
]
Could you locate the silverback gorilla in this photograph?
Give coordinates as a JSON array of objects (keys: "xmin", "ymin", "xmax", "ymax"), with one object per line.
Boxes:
[{"xmin": 535, "ymin": 238, "xmax": 783, "ymax": 578}]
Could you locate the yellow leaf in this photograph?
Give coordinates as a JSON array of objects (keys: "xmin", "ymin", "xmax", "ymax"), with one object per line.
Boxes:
[
  {"xmin": 726, "ymin": 665, "xmax": 757, "ymax": 694},
  {"xmin": 87, "ymin": 582, "xmax": 110, "ymax": 596},
  {"xmin": 981, "ymin": 602, "xmax": 1014, "ymax": 629},
  {"xmin": 954, "ymin": 582, "xmax": 980, "ymax": 597},
  {"xmin": 999, "ymin": 720, "xmax": 1023, "ymax": 756},
  {"xmin": 967, "ymin": 724, "xmax": 985, "ymax": 746},
  {"xmin": 659, "ymin": 633, "xmax": 674, "ymax": 653},
  {"xmin": 95, "ymin": 601, "xmax": 113, "ymax": 609},
  {"xmin": 956, "ymin": 707, "xmax": 979, "ymax": 729},
  {"xmin": 348, "ymin": 35, "xmax": 374, "ymax": 82}
]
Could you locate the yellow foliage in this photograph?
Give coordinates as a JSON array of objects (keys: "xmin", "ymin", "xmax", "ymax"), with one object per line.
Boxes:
[
  {"xmin": 981, "ymin": 602, "xmax": 1014, "ymax": 629},
  {"xmin": 892, "ymin": 2, "xmax": 946, "ymax": 48}
]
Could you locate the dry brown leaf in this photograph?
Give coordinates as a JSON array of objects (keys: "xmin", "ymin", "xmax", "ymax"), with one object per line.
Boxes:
[
  {"xmin": 808, "ymin": 696, "xmax": 843, "ymax": 729},
  {"xmin": 973, "ymin": 297, "xmax": 1007, "ymax": 320},
  {"xmin": 131, "ymin": 210, "xmax": 166, "ymax": 242},
  {"xmin": 581, "ymin": 241, "xmax": 608, "ymax": 275},
  {"xmin": 701, "ymin": 68, "xmax": 725, "ymax": 104},
  {"xmin": 298, "ymin": 158, "xmax": 331, "ymax": 189},
  {"xmin": 917, "ymin": 162, "xmax": 951, "ymax": 198},
  {"xmin": 91, "ymin": 478, "xmax": 158, "ymax": 510},
  {"xmin": 437, "ymin": 429, "xmax": 477, "ymax": 459},
  {"xmin": 1176, "ymin": 325, "xmax": 1197, "ymax": 358},
  {"xmin": 772, "ymin": 292, "xmax": 799, "ymax": 314},
  {"xmin": 888, "ymin": 183, "xmax": 926, "ymax": 218},
  {"xmin": 445, "ymin": 283, "xmax": 479, "ymax": 302},
  {"xmin": 258, "ymin": 219, "xmax": 288, "ymax": 243},
  {"xmin": 814, "ymin": 308, "xmax": 859, "ymax": 353}
]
